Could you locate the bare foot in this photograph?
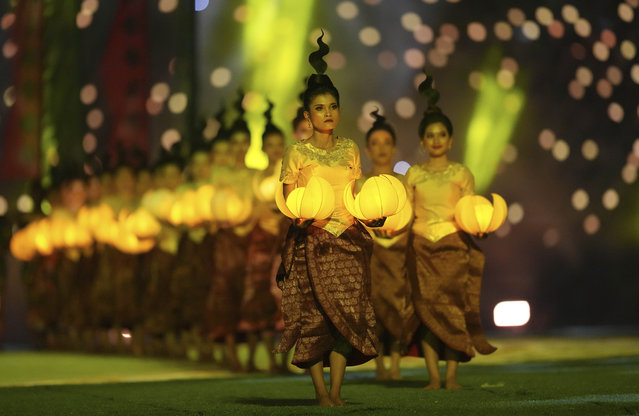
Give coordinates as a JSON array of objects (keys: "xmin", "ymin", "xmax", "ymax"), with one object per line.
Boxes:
[
  {"xmin": 376, "ymin": 369, "xmax": 389, "ymax": 381},
  {"xmin": 445, "ymin": 380, "xmax": 462, "ymax": 390},
  {"xmin": 316, "ymin": 394, "xmax": 334, "ymax": 407},
  {"xmin": 423, "ymin": 380, "xmax": 441, "ymax": 390},
  {"xmin": 389, "ymin": 370, "xmax": 403, "ymax": 381},
  {"xmin": 329, "ymin": 394, "xmax": 347, "ymax": 406}
]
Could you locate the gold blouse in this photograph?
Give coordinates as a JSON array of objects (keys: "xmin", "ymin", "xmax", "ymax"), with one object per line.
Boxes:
[
  {"xmin": 404, "ymin": 162, "xmax": 474, "ymax": 242},
  {"xmin": 280, "ymin": 136, "xmax": 362, "ymax": 237}
]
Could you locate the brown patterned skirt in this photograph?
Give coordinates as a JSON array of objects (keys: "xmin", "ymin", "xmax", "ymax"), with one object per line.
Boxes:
[
  {"xmin": 207, "ymin": 229, "xmax": 249, "ymax": 339},
  {"xmin": 407, "ymin": 232, "xmax": 496, "ymax": 361},
  {"xmin": 370, "ymin": 234, "xmax": 419, "ymax": 347},
  {"xmin": 274, "ymin": 222, "xmax": 378, "ymax": 368},
  {"xmin": 238, "ymin": 224, "xmax": 280, "ymax": 332}
]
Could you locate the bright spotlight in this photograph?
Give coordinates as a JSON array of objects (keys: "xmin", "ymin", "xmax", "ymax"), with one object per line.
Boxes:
[{"xmin": 493, "ymin": 300, "xmax": 530, "ymax": 327}]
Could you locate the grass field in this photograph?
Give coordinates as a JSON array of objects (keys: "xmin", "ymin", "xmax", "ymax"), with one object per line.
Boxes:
[{"xmin": 1, "ymin": 336, "xmax": 638, "ymax": 415}]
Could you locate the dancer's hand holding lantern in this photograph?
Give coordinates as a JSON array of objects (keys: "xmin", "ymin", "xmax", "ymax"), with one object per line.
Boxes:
[
  {"xmin": 275, "ymin": 176, "xmax": 335, "ymax": 229},
  {"xmin": 343, "ymin": 174, "xmax": 407, "ymax": 228},
  {"xmin": 454, "ymin": 193, "xmax": 508, "ymax": 238}
]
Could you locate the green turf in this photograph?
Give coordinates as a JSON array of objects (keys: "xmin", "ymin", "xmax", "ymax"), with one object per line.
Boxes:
[{"xmin": 1, "ymin": 356, "xmax": 638, "ymax": 415}]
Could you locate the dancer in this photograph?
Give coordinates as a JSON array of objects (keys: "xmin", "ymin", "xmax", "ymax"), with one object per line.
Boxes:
[
  {"xmin": 274, "ymin": 32, "xmax": 381, "ymax": 407},
  {"xmin": 405, "ymin": 74, "xmax": 496, "ymax": 390},
  {"xmin": 357, "ymin": 109, "xmax": 416, "ymax": 381}
]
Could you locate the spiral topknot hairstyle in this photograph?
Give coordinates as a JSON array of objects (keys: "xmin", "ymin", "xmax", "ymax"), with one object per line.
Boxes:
[
  {"xmin": 417, "ymin": 70, "xmax": 453, "ymax": 138},
  {"xmin": 366, "ymin": 108, "xmax": 396, "ymax": 145},
  {"xmin": 302, "ymin": 30, "xmax": 340, "ymax": 111},
  {"xmin": 262, "ymin": 99, "xmax": 283, "ymax": 140}
]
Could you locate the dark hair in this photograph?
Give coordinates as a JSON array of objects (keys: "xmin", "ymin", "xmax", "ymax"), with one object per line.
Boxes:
[
  {"xmin": 302, "ymin": 31, "xmax": 340, "ymax": 111},
  {"xmin": 262, "ymin": 100, "xmax": 284, "ymax": 142},
  {"xmin": 292, "ymin": 106, "xmax": 306, "ymax": 130},
  {"xmin": 366, "ymin": 108, "xmax": 396, "ymax": 145},
  {"xmin": 417, "ymin": 71, "xmax": 453, "ymax": 138},
  {"xmin": 229, "ymin": 90, "xmax": 250, "ymax": 137}
]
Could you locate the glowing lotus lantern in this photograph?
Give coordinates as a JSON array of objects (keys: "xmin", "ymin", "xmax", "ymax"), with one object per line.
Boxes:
[
  {"xmin": 211, "ymin": 188, "xmax": 253, "ymax": 226},
  {"xmin": 141, "ymin": 188, "xmax": 176, "ymax": 221},
  {"xmin": 168, "ymin": 190, "xmax": 199, "ymax": 227},
  {"xmin": 125, "ymin": 208, "xmax": 161, "ymax": 239},
  {"xmin": 10, "ymin": 228, "xmax": 36, "ymax": 261},
  {"xmin": 275, "ymin": 176, "xmax": 334, "ymax": 220},
  {"xmin": 454, "ymin": 193, "xmax": 508, "ymax": 237},
  {"xmin": 253, "ymin": 174, "xmax": 279, "ymax": 203},
  {"xmin": 112, "ymin": 223, "xmax": 155, "ymax": 254},
  {"xmin": 31, "ymin": 219, "xmax": 55, "ymax": 256},
  {"xmin": 194, "ymin": 184, "xmax": 215, "ymax": 222},
  {"xmin": 63, "ymin": 221, "xmax": 93, "ymax": 248},
  {"xmin": 378, "ymin": 198, "xmax": 413, "ymax": 231},
  {"xmin": 343, "ymin": 174, "xmax": 407, "ymax": 220}
]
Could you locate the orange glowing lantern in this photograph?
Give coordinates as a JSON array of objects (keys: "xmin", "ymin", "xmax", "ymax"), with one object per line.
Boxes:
[
  {"xmin": 63, "ymin": 221, "xmax": 93, "ymax": 248},
  {"xmin": 168, "ymin": 190, "xmax": 199, "ymax": 227},
  {"xmin": 194, "ymin": 184, "xmax": 216, "ymax": 222},
  {"xmin": 344, "ymin": 174, "xmax": 407, "ymax": 220},
  {"xmin": 10, "ymin": 228, "xmax": 36, "ymax": 261},
  {"xmin": 125, "ymin": 208, "xmax": 161, "ymax": 239},
  {"xmin": 454, "ymin": 193, "xmax": 508, "ymax": 237},
  {"xmin": 211, "ymin": 188, "xmax": 253, "ymax": 226},
  {"xmin": 275, "ymin": 176, "xmax": 334, "ymax": 220}
]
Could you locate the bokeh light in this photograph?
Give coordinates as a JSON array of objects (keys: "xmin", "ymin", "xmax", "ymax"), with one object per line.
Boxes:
[
  {"xmin": 194, "ymin": 0, "xmax": 209, "ymax": 12},
  {"xmin": 401, "ymin": 12, "xmax": 422, "ymax": 31},
  {"xmin": 538, "ymin": 128, "xmax": 556, "ymax": 150},
  {"xmin": 581, "ymin": 139, "xmax": 599, "ymax": 160},
  {"xmin": 404, "ymin": 48, "xmax": 425, "ymax": 68},
  {"xmin": 359, "ymin": 27, "xmax": 381, "ymax": 46},
  {"xmin": 76, "ymin": 11, "xmax": 93, "ymax": 29},
  {"xmin": 552, "ymin": 139, "xmax": 570, "ymax": 161},
  {"xmin": 583, "ymin": 214, "xmax": 600, "ymax": 235},
  {"xmin": 414, "ymin": 24, "xmax": 434, "ymax": 44},
  {"xmin": 606, "ymin": 66, "xmax": 623, "ymax": 85},
  {"xmin": 543, "ymin": 228, "xmax": 561, "ymax": 248},
  {"xmin": 336, "ymin": 1, "xmax": 358, "ymax": 20},
  {"xmin": 593, "ymin": 41, "xmax": 610, "ymax": 61},
  {"xmin": 507, "ymin": 202, "xmax": 524, "ymax": 224},
  {"xmin": 168, "ymin": 93, "xmax": 188, "ymax": 114},
  {"xmin": 571, "ymin": 189, "xmax": 589, "ymax": 211},
  {"xmin": 158, "ymin": 0, "xmax": 178, "ymax": 14},
  {"xmin": 618, "ymin": 3, "xmax": 635, "ymax": 22},
  {"xmin": 562, "ymin": 5, "xmax": 579, "ymax": 23},
  {"xmin": 535, "ymin": 7, "xmax": 554, "ymax": 26},
  {"xmin": 494, "ymin": 21, "xmax": 513, "ymax": 41},
  {"xmin": 602, "ymin": 189, "xmax": 619, "ymax": 210},
  {"xmin": 210, "ymin": 67, "xmax": 232, "ymax": 88},
  {"xmin": 81, "ymin": 0, "xmax": 99, "ymax": 14},
  {"xmin": 326, "ymin": 51, "xmax": 346, "ymax": 70},
  {"xmin": 1, "ymin": 13, "xmax": 16, "ymax": 30},
  {"xmin": 493, "ymin": 301, "xmax": 530, "ymax": 327},
  {"xmin": 601, "ymin": 29, "xmax": 617, "ymax": 48},
  {"xmin": 17, "ymin": 194, "xmax": 34, "ymax": 214},
  {"xmin": 2, "ymin": 40, "xmax": 18, "ymax": 59},
  {"xmin": 151, "ymin": 82, "xmax": 170, "ymax": 102},
  {"xmin": 80, "ymin": 84, "xmax": 98, "ymax": 105},
  {"xmin": 596, "ymin": 79, "xmax": 613, "ymax": 99},
  {"xmin": 621, "ymin": 164, "xmax": 637, "ymax": 184},
  {"xmin": 576, "ymin": 66, "xmax": 593, "ymax": 86},
  {"xmin": 502, "ymin": 143, "xmax": 518, "ymax": 163},
  {"xmin": 608, "ymin": 102, "xmax": 624, "ymax": 123},
  {"xmin": 439, "ymin": 23, "xmax": 459, "ymax": 41},
  {"xmin": 507, "ymin": 8, "xmax": 526, "ymax": 26},
  {"xmin": 496, "ymin": 69, "xmax": 515, "ymax": 89},
  {"xmin": 574, "ymin": 19, "xmax": 592, "ymax": 38},
  {"xmin": 435, "ymin": 36, "xmax": 455, "ymax": 55},
  {"xmin": 620, "ymin": 40, "xmax": 637, "ymax": 60},
  {"xmin": 82, "ymin": 133, "xmax": 98, "ymax": 153},
  {"xmin": 521, "ymin": 21, "xmax": 540, "ymax": 40},
  {"xmin": 395, "ymin": 97, "xmax": 416, "ymax": 119},
  {"xmin": 568, "ymin": 80, "xmax": 585, "ymax": 100},
  {"xmin": 161, "ymin": 129, "xmax": 181, "ymax": 150},
  {"xmin": 547, "ymin": 20, "xmax": 565, "ymax": 38},
  {"xmin": 377, "ymin": 50, "xmax": 398, "ymax": 69},
  {"xmin": 86, "ymin": 109, "xmax": 104, "ymax": 129},
  {"xmin": 468, "ymin": 71, "xmax": 484, "ymax": 90},
  {"xmin": 467, "ymin": 22, "xmax": 487, "ymax": 42},
  {"xmin": 427, "ymin": 49, "xmax": 447, "ymax": 67},
  {"xmin": 0, "ymin": 195, "xmax": 7, "ymax": 216}
]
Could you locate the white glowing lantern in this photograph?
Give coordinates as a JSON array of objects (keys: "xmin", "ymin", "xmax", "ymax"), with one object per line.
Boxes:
[{"xmin": 493, "ymin": 300, "xmax": 531, "ymax": 327}]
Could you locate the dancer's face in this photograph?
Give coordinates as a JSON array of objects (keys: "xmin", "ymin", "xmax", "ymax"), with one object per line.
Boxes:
[
  {"xmin": 293, "ymin": 119, "xmax": 312, "ymax": 141},
  {"xmin": 421, "ymin": 122, "xmax": 453, "ymax": 158},
  {"xmin": 366, "ymin": 129, "xmax": 396, "ymax": 166},
  {"xmin": 305, "ymin": 93, "xmax": 340, "ymax": 133},
  {"xmin": 262, "ymin": 133, "xmax": 285, "ymax": 164}
]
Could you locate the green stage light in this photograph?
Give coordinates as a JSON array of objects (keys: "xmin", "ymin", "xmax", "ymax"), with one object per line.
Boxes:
[
  {"xmin": 242, "ymin": 0, "xmax": 315, "ymax": 169},
  {"xmin": 464, "ymin": 50, "xmax": 525, "ymax": 193}
]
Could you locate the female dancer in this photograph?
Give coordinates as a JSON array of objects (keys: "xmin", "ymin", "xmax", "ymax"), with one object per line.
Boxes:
[
  {"xmin": 405, "ymin": 74, "xmax": 496, "ymax": 390},
  {"xmin": 357, "ymin": 110, "xmax": 416, "ymax": 381},
  {"xmin": 274, "ymin": 33, "xmax": 381, "ymax": 406}
]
